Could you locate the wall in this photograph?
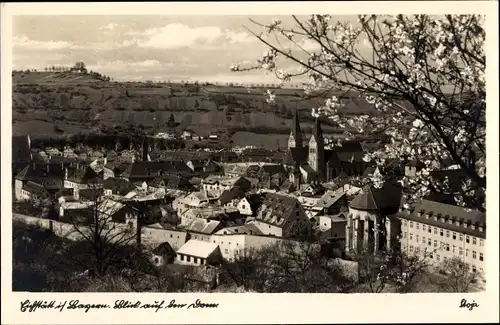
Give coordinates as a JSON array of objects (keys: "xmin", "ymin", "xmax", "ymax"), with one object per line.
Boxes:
[{"xmin": 141, "ymin": 226, "xmax": 187, "ymax": 250}]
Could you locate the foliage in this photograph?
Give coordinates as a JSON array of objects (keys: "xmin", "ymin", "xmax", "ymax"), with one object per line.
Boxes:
[
  {"xmin": 221, "ymin": 240, "xmax": 351, "ymax": 293},
  {"xmin": 435, "ymin": 256, "xmax": 483, "ymax": 292},
  {"xmin": 233, "ymin": 14, "xmax": 486, "ymax": 209}
]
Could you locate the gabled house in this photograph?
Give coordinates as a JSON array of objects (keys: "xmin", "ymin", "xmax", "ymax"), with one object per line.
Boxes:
[
  {"xmin": 176, "ymin": 240, "xmax": 223, "ymax": 266},
  {"xmin": 237, "ymin": 194, "xmax": 262, "ymax": 216},
  {"xmin": 186, "ymin": 218, "xmax": 224, "ymax": 239},
  {"xmin": 314, "ymin": 188, "xmax": 347, "ymax": 215},
  {"xmin": 247, "ymin": 193, "xmax": 311, "ymax": 239},
  {"xmin": 102, "ymin": 177, "xmax": 135, "ymax": 197},
  {"xmin": 96, "ymin": 198, "xmax": 138, "ymax": 229},
  {"xmin": 19, "ymin": 181, "xmax": 50, "ymax": 202},
  {"xmin": 151, "ymin": 242, "xmax": 177, "ymax": 267},
  {"xmin": 218, "ymin": 188, "xmax": 245, "ymax": 209},
  {"xmin": 14, "ymin": 162, "xmax": 65, "ymax": 199}
]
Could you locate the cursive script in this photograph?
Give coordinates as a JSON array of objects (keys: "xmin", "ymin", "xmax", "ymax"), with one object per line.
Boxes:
[
  {"xmin": 187, "ymin": 299, "xmax": 219, "ymax": 309},
  {"xmin": 459, "ymin": 299, "xmax": 479, "ymax": 311}
]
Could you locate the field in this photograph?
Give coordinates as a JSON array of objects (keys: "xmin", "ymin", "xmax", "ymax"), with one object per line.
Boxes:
[{"xmin": 12, "ymin": 71, "xmax": 376, "ymax": 147}]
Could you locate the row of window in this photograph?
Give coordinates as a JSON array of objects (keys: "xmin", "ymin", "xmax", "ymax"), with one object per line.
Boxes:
[
  {"xmin": 407, "ymin": 246, "xmax": 483, "ymax": 273},
  {"xmin": 404, "ymin": 233, "xmax": 485, "ymax": 262},
  {"xmin": 179, "ymin": 254, "xmax": 206, "ymax": 265},
  {"xmin": 404, "ymin": 220, "xmax": 484, "ymax": 246}
]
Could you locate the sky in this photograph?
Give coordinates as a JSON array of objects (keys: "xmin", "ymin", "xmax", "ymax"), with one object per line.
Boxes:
[{"xmin": 12, "ymin": 15, "xmax": 360, "ymax": 84}]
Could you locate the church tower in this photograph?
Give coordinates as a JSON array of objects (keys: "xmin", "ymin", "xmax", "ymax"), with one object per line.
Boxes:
[
  {"xmin": 308, "ymin": 117, "xmax": 325, "ymax": 180},
  {"xmin": 288, "ymin": 108, "xmax": 303, "ymax": 149}
]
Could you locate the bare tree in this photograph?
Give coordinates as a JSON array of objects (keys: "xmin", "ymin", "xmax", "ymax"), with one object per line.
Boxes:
[{"xmin": 64, "ymin": 180, "xmax": 138, "ymax": 277}]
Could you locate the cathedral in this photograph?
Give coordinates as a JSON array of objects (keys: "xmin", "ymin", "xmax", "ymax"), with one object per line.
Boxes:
[{"xmin": 283, "ymin": 108, "xmax": 368, "ymax": 188}]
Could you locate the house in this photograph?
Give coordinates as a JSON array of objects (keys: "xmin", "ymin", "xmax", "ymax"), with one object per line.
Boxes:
[
  {"xmin": 201, "ymin": 175, "xmax": 251, "ymax": 197},
  {"xmin": 237, "ymin": 194, "xmax": 262, "ymax": 216},
  {"xmin": 102, "ymin": 177, "xmax": 135, "ymax": 197},
  {"xmin": 64, "ymin": 164, "xmax": 101, "ymax": 199},
  {"xmin": 176, "ymin": 240, "xmax": 223, "ymax": 266},
  {"xmin": 96, "ymin": 198, "xmax": 138, "ymax": 229},
  {"xmin": 314, "ymin": 188, "xmax": 348, "ymax": 215},
  {"xmin": 151, "ymin": 242, "xmax": 177, "ymax": 266},
  {"xmin": 218, "ymin": 188, "xmax": 245, "ymax": 209},
  {"xmin": 186, "ymin": 218, "xmax": 224, "ymax": 240},
  {"xmin": 301, "ymin": 183, "xmax": 326, "ymax": 197},
  {"xmin": 396, "ymin": 199, "xmax": 486, "ymax": 274},
  {"xmin": 187, "ymin": 159, "xmax": 206, "ymax": 173},
  {"xmin": 18, "ymin": 181, "xmax": 50, "ymax": 202},
  {"xmin": 313, "ymin": 214, "xmax": 347, "ymax": 241},
  {"xmin": 14, "ymin": 162, "xmax": 65, "ymax": 199},
  {"xmin": 246, "ymin": 193, "xmax": 311, "ymax": 238}
]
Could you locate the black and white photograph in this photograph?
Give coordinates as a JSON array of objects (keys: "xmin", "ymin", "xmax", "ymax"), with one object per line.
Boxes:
[{"xmin": 1, "ymin": 1, "xmax": 498, "ymax": 323}]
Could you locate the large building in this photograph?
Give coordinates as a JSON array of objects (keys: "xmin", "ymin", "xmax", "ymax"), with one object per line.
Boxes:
[
  {"xmin": 283, "ymin": 109, "xmax": 367, "ymax": 187},
  {"xmin": 397, "ymin": 199, "xmax": 486, "ymax": 274}
]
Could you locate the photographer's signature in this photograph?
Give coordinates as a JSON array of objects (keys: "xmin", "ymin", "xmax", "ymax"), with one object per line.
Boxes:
[{"xmin": 459, "ymin": 299, "xmax": 479, "ymax": 311}]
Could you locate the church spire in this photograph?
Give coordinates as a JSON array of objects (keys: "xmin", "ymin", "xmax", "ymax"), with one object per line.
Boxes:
[
  {"xmin": 312, "ymin": 116, "xmax": 324, "ymax": 147},
  {"xmin": 288, "ymin": 108, "xmax": 303, "ymax": 149}
]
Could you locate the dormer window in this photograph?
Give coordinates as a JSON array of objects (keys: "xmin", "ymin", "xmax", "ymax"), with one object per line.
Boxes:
[
  {"xmin": 471, "ymin": 224, "xmax": 475, "ymax": 230},
  {"xmin": 478, "ymin": 226, "xmax": 484, "ymax": 232},
  {"xmin": 417, "ymin": 210, "xmax": 424, "ymax": 217},
  {"xmin": 425, "ymin": 214, "xmax": 429, "ymax": 219},
  {"xmin": 455, "ymin": 221, "xmax": 460, "ymax": 226}
]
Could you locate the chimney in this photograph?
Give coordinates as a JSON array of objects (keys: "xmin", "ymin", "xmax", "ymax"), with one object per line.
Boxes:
[
  {"xmin": 64, "ymin": 167, "xmax": 68, "ymax": 180},
  {"xmin": 104, "ymin": 155, "xmax": 107, "ymax": 166}
]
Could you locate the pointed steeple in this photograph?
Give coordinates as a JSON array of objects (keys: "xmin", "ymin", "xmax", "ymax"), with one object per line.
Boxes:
[
  {"xmin": 288, "ymin": 108, "xmax": 303, "ymax": 149},
  {"xmin": 312, "ymin": 117, "xmax": 324, "ymax": 147}
]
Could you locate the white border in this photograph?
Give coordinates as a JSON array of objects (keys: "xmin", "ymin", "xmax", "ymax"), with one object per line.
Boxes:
[{"xmin": 2, "ymin": 2, "xmax": 499, "ymax": 324}]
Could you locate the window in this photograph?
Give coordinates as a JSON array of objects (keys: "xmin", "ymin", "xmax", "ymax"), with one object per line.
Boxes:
[
  {"xmin": 452, "ymin": 245, "xmax": 456, "ymax": 253},
  {"xmin": 446, "ymin": 244, "xmax": 450, "ymax": 251},
  {"xmin": 180, "ymin": 255, "xmax": 184, "ymax": 261},
  {"xmin": 437, "ymin": 254, "xmax": 440, "ymax": 261},
  {"xmin": 410, "ymin": 234, "xmax": 413, "ymax": 241},
  {"xmin": 428, "ymin": 239, "xmax": 431, "ymax": 246},
  {"xmin": 410, "ymin": 245, "xmax": 413, "ymax": 252},
  {"xmin": 423, "ymin": 225, "xmax": 426, "ymax": 231},
  {"xmin": 472, "ymin": 265, "xmax": 477, "ymax": 273},
  {"xmin": 422, "ymin": 236, "xmax": 426, "ymax": 243},
  {"xmin": 428, "ymin": 227, "xmax": 432, "ymax": 233},
  {"xmin": 186, "ymin": 256, "xmax": 191, "ymax": 262},
  {"xmin": 472, "ymin": 251, "xmax": 476, "ymax": 259},
  {"xmin": 225, "ymin": 249, "xmax": 228, "ymax": 253},
  {"xmin": 404, "ymin": 220, "xmax": 408, "ymax": 226},
  {"xmin": 453, "ymin": 232, "xmax": 457, "ymax": 240},
  {"xmin": 403, "ymin": 232, "xmax": 407, "ymax": 238},
  {"xmin": 170, "ymin": 234, "xmax": 173, "ymax": 238},
  {"xmin": 410, "ymin": 221, "xmax": 413, "ymax": 228},
  {"xmin": 193, "ymin": 257, "xmax": 197, "ymax": 264},
  {"xmin": 459, "ymin": 234, "xmax": 463, "ymax": 241},
  {"xmin": 416, "ymin": 235, "xmax": 419, "ymax": 242},
  {"xmin": 466, "ymin": 249, "xmax": 469, "ymax": 257},
  {"xmin": 430, "ymin": 253, "xmax": 434, "ymax": 259},
  {"xmin": 459, "ymin": 247, "xmax": 463, "ymax": 255},
  {"xmin": 479, "ymin": 253, "xmax": 483, "ymax": 261},
  {"xmin": 472, "ymin": 237, "xmax": 477, "ymax": 245},
  {"xmin": 480, "ymin": 239, "xmax": 484, "ymax": 246},
  {"xmin": 416, "ymin": 223, "xmax": 419, "ymax": 230},
  {"xmin": 434, "ymin": 227, "xmax": 437, "ymax": 234},
  {"xmin": 446, "ymin": 230, "xmax": 450, "ymax": 238},
  {"xmin": 440, "ymin": 229, "xmax": 444, "ymax": 236},
  {"xmin": 466, "ymin": 236, "xmax": 470, "ymax": 244},
  {"xmin": 434, "ymin": 240, "xmax": 437, "ymax": 247}
]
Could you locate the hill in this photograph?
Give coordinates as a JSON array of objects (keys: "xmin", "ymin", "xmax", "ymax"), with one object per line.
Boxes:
[{"xmin": 12, "ymin": 70, "xmax": 378, "ymax": 148}]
